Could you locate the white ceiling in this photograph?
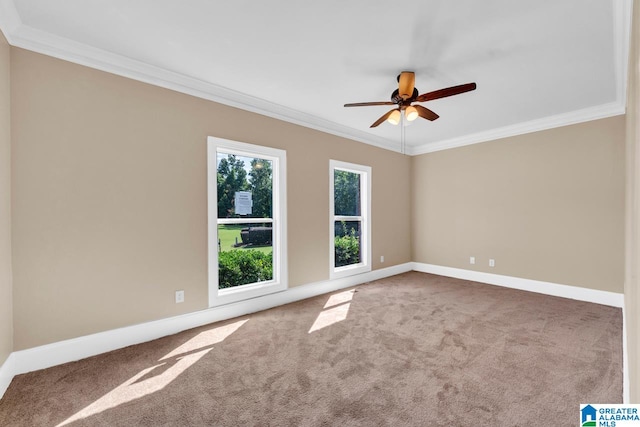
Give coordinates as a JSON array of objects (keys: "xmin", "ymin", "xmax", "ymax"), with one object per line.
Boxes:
[{"xmin": 0, "ymin": 0, "xmax": 632, "ymax": 154}]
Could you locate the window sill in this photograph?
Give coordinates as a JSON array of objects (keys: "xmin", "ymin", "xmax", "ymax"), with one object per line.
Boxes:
[{"xmin": 330, "ymin": 263, "xmax": 371, "ymax": 280}]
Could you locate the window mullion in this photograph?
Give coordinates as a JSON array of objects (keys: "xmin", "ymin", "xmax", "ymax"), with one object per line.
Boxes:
[
  {"xmin": 218, "ymin": 218, "xmax": 274, "ymax": 225},
  {"xmin": 334, "ymin": 215, "xmax": 362, "ymax": 222}
]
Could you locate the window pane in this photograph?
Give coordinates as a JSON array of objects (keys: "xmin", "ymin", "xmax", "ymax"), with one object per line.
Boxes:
[
  {"xmin": 218, "ymin": 223, "xmax": 273, "ymax": 289},
  {"xmin": 217, "ymin": 153, "xmax": 273, "ymax": 219},
  {"xmin": 334, "ymin": 220, "xmax": 361, "ymax": 267},
  {"xmin": 334, "ymin": 170, "xmax": 361, "ymax": 216}
]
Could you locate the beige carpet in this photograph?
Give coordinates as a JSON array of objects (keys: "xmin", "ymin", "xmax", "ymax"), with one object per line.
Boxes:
[{"xmin": 0, "ymin": 272, "xmax": 622, "ymax": 426}]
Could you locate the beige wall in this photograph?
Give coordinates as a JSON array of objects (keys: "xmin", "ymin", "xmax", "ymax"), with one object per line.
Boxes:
[
  {"xmin": 412, "ymin": 117, "xmax": 626, "ymax": 292},
  {"xmin": 0, "ymin": 31, "xmax": 12, "ymax": 364},
  {"xmin": 5, "ymin": 24, "xmax": 634, "ymax": 400},
  {"xmin": 10, "ymin": 48, "xmax": 411, "ymax": 350},
  {"xmin": 624, "ymin": 0, "xmax": 639, "ymax": 403}
]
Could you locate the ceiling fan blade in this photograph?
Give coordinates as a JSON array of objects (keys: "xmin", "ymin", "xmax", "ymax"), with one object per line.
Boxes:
[
  {"xmin": 344, "ymin": 101, "xmax": 396, "ymax": 107},
  {"xmin": 398, "ymin": 71, "xmax": 415, "ymax": 100},
  {"xmin": 414, "ymin": 105, "xmax": 439, "ymax": 121},
  {"xmin": 370, "ymin": 109, "xmax": 398, "ymax": 128},
  {"xmin": 416, "ymin": 82, "xmax": 477, "ymax": 103}
]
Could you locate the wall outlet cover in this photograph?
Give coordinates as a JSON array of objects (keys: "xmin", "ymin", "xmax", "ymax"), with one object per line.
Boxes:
[{"xmin": 175, "ymin": 290, "xmax": 185, "ymax": 303}]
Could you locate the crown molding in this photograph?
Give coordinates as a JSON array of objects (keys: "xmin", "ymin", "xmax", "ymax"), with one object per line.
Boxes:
[
  {"xmin": 407, "ymin": 101, "xmax": 625, "ymax": 155},
  {"xmin": 410, "ymin": 0, "xmax": 633, "ymax": 156},
  {"xmin": 0, "ymin": 0, "xmax": 20, "ymax": 40},
  {"xmin": 0, "ymin": 0, "xmax": 632, "ymax": 156},
  {"xmin": 614, "ymin": 0, "xmax": 633, "ymax": 109},
  {"xmin": 2, "ymin": 15, "xmax": 399, "ymax": 152}
]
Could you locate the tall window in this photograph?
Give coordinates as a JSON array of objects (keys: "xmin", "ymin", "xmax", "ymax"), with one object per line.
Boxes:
[
  {"xmin": 330, "ymin": 160, "xmax": 371, "ymax": 279},
  {"xmin": 208, "ymin": 137, "xmax": 287, "ymax": 307}
]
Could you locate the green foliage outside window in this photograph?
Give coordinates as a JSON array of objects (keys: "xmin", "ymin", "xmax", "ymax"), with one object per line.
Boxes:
[
  {"xmin": 334, "ymin": 170, "xmax": 360, "ymax": 216},
  {"xmin": 248, "ymin": 159, "xmax": 273, "ymax": 218},
  {"xmin": 218, "ymin": 250, "xmax": 273, "ymax": 289},
  {"xmin": 217, "ymin": 155, "xmax": 248, "ymax": 218},
  {"xmin": 217, "ymin": 154, "xmax": 272, "ymax": 218},
  {"xmin": 335, "ymin": 221, "xmax": 361, "ymax": 267}
]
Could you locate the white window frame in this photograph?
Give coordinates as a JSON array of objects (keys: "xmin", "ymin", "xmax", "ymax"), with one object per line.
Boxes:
[
  {"xmin": 207, "ymin": 136, "xmax": 287, "ymax": 307},
  {"xmin": 329, "ymin": 160, "xmax": 371, "ymax": 279}
]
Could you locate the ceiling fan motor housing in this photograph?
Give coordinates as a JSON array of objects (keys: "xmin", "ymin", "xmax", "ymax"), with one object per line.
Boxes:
[
  {"xmin": 391, "ymin": 88, "xmax": 419, "ymax": 106},
  {"xmin": 397, "ymin": 71, "xmax": 416, "ymax": 100}
]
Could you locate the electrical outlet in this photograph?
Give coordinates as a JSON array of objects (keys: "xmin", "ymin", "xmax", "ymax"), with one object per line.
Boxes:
[
  {"xmin": 175, "ymin": 290, "xmax": 185, "ymax": 303},
  {"xmin": 489, "ymin": 259, "xmax": 495, "ymax": 268},
  {"xmin": 470, "ymin": 256, "xmax": 475, "ymax": 265},
  {"xmin": 380, "ymin": 255, "xmax": 385, "ymax": 263}
]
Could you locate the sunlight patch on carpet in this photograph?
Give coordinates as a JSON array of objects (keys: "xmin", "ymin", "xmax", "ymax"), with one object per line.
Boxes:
[
  {"xmin": 160, "ymin": 319, "xmax": 248, "ymax": 361},
  {"xmin": 323, "ymin": 289, "xmax": 355, "ymax": 309},
  {"xmin": 309, "ymin": 290, "xmax": 354, "ymax": 333},
  {"xmin": 56, "ymin": 319, "xmax": 248, "ymax": 426}
]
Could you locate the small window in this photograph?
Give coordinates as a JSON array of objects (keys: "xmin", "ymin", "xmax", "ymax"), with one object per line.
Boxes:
[
  {"xmin": 330, "ymin": 160, "xmax": 371, "ymax": 279},
  {"xmin": 208, "ymin": 137, "xmax": 287, "ymax": 306}
]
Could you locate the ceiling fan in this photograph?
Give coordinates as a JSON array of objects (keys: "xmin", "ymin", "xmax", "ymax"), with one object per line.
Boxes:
[{"xmin": 344, "ymin": 71, "xmax": 477, "ymax": 128}]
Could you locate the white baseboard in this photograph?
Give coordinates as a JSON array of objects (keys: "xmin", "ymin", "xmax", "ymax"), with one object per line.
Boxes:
[
  {"xmin": 0, "ymin": 262, "xmax": 412, "ymax": 399},
  {"xmin": 415, "ymin": 262, "xmax": 628, "ymax": 402},
  {"xmin": 623, "ymin": 304, "xmax": 629, "ymax": 403},
  {"xmin": 0, "ymin": 262, "xmax": 626, "ymax": 401},
  {"xmin": 0, "ymin": 353, "xmax": 14, "ymax": 400},
  {"xmin": 412, "ymin": 262, "xmax": 625, "ymax": 307}
]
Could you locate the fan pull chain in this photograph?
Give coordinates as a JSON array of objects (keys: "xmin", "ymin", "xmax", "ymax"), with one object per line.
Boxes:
[{"xmin": 400, "ymin": 110, "xmax": 406, "ymax": 155}]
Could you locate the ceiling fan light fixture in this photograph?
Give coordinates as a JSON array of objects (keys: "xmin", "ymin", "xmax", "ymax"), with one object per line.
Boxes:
[
  {"xmin": 405, "ymin": 106, "xmax": 419, "ymax": 121},
  {"xmin": 387, "ymin": 110, "xmax": 401, "ymax": 125}
]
